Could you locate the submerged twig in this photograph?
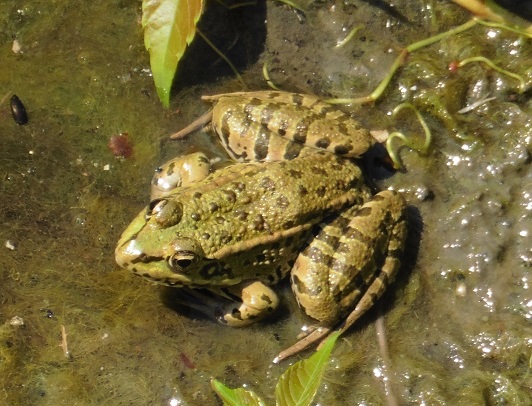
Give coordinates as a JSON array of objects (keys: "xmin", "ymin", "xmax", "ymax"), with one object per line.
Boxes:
[
  {"xmin": 457, "ymin": 95, "xmax": 496, "ymax": 114},
  {"xmin": 169, "ymin": 110, "xmax": 213, "ymax": 140},
  {"xmin": 59, "ymin": 325, "xmax": 72, "ymax": 359},
  {"xmin": 335, "ymin": 25, "xmax": 364, "ymax": 49},
  {"xmin": 375, "ymin": 314, "xmax": 398, "ymax": 406}
]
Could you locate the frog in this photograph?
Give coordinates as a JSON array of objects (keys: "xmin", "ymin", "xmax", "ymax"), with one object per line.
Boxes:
[{"xmin": 115, "ymin": 91, "xmax": 407, "ymax": 339}]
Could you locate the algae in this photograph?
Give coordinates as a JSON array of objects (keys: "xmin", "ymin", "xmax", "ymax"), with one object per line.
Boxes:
[{"xmin": 0, "ymin": 0, "xmax": 531, "ymax": 405}]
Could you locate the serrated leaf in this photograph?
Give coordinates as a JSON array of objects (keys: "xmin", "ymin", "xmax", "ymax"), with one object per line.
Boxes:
[
  {"xmin": 142, "ymin": 0, "xmax": 204, "ymax": 107},
  {"xmin": 211, "ymin": 378, "xmax": 266, "ymax": 406},
  {"xmin": 275, "ymin": 332, "xmax": 340, "ymax": 406}
]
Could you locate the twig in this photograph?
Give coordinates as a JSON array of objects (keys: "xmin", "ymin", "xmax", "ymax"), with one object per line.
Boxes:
[{"xmin": 59, "ymin": 325, "xmax": 72, "ymax": 359}]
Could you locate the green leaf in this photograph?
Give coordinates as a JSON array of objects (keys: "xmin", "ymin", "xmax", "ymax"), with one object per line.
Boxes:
[
  {"xmin": 211, "ymin": 378, "xmax": 266, "ymax": 406},
  {"xmin": 142, "ymin": 0, "xmax": 204, "ymax": 107},
  {"xmin": 275, "ymin": 332, "xmax": 340, "ymax": 406}
]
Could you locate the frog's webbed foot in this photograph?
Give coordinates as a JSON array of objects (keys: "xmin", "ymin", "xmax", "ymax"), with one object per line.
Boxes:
[
  {"xmin": 174, "ymin": 281, "xmax": 280, "ymax": 327},
  {"xmin": 275, "ymin": 293, "xmax": 379, "ymax": 362},
  {"xmin": 217, "ymin": 281, "xmax": 280, "ymax": 327}
]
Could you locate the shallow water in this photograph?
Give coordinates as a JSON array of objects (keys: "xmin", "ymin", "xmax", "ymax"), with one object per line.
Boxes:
[{"xmin": 1, "ymin": 1, "xmax": 531, "ymax": 405}]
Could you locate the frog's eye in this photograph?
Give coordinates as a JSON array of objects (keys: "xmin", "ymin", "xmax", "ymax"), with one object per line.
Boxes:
[
  {"xmin": 168, "ymin": 252, "xmax": 197, "ymax": 272},
  {"xmin": 146, "ymin": 198, "xmax": 183, "ymax": 227}
]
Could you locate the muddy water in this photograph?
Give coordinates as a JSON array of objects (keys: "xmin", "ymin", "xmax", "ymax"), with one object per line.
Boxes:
[{"xmin": 1, "ymin": 1, "xmax": 531, "ymax": 405}]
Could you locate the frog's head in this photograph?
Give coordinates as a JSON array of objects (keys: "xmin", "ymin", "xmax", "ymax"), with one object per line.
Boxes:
[{"xmin": 115, "ymin": 198, "xmax": 235, "ymax": 287}]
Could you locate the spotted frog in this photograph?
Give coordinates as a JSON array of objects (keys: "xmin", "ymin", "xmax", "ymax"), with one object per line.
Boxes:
[{"xmin": 115, "ymin": 91, "xmax": 407, "ymax": 331}]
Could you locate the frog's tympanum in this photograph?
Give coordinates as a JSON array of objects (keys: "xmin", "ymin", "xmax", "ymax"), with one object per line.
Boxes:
[{"xmin": 115, "ymin": 91, "xmax": 407, "ymax": 332}]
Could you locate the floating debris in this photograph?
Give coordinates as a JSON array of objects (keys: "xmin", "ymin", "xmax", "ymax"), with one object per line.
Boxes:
[
  {"xmin": 12, "ymin": 39, "xmax": 22, "ymax": 54},
  {"xmin": 9, "ymin": 316, "xmax": 24, "ymax": 326},
  {"xmin": 108, "ymin": 132, "xmax": 133, "ymax": 158},
  {"xmin": 5, "ymin": 240, "xmax": 16, "ymax": 250},
  {"xmin": 10, "ymin": 94, "xmax": 28, "ymax": 125}
]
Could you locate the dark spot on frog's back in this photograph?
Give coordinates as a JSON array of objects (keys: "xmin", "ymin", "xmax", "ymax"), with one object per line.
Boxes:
[
  {"xmin": 334, "ymin": 144, "xmax": 353, "ymax": 155},
  {"xmin": 222, "ymin": 189, "xmax": 237, "ymax": 202},
  {"xmin": 337, "ymin": 121, "xmax": 349, "ymax": 135},
  {"xmin": 298, "ymin": 185, "xmax": 308, "ymax": 195},
  {"xmin": 209, "ymin": 202, "xmax": 219, "ymax": 213},
  {"xmin": 291, "ymin": 93, "xmax": 304, "ymax": 105},
  {"xmin": 260, "ymin": 176, "xmax": 276, "ymax": 190},
  {"xmin": 288, "ymin": 169, "xmax": 303, "ymax": 179},
  {"xmin": 316, "ymin": 186, "xmax": 327, "ymax": 197},
  {"xmin": 315, "ymin": 137, "xmax": 331, "ymax": 149},
  {"xmin": 277, "ymin": 195, "xmax": 289, "ymax": 209},
  {"xmin": 311, "ymin": 166, "xmax": 327, "ymax": 176}
]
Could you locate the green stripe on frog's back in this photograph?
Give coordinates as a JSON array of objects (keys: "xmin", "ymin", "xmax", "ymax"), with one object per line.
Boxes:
[{"xmin": 206, "ymin": 91, "xmax": 375, "ymax": 162}]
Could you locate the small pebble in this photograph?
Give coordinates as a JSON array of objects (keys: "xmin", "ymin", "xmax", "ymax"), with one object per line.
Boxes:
[
  {"xmin": 10, "ymin": 94, "xmax": 28, "ymax": 125},
  {"xmin": 12, "ymin": 39, "xmax": 22, "ymax": 54},
  {"xmin": 9, "ymin": 316, "xmax": 25, "ymax": 326}
]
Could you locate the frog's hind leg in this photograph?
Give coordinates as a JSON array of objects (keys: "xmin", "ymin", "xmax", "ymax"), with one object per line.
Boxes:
[
  {"xmin": 210, "ymin": 103, "xmax": 309, "ymax": 162},
  {"xmin": 209, "ymin": 92, "xmax": 376, "ymax": 161},
  {"xmin": 291, "ymin": 190, "xmax": 407, "ymax": 326}
]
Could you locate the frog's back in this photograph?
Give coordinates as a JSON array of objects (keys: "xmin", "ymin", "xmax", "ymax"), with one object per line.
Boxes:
[{"xmin": 169, "ymin": 151, "xmax": 370, "ymax": 258}]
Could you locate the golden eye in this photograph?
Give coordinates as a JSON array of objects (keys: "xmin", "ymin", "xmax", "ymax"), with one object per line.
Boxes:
[{"xmin": 168, "ymin": 252, "xmax": 197, "ymax": 272}]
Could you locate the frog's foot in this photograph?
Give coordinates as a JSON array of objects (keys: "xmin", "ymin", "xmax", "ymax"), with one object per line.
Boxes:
[
  {"xmin": 169, "ymin": 282, "xmax": 279, "ymax": 327},
  {"xmin": 215, "ymin": 281, "xmax": 280, "ymax": 327}
]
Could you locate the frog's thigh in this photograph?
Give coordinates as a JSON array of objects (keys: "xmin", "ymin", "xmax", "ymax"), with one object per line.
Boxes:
[
  {"xmin": 219, "ymin": 281, "xmax": 280, "ymax": 327},
  {"xmin": 291, "ymin": 190, "xmax": 407, "ymax": 325}
]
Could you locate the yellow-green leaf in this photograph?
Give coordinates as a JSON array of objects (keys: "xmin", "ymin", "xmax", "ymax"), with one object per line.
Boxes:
[
  {"xmin": 211, "ymin": 379, "xmax": 266, "ymax": 406},
  {"xmin": 275, "ymin": 332, "xmax": 340, "ymax": 406},
  {"xmin": 142, "ymin": 0, "xmax": 204, "ymax": 107}
]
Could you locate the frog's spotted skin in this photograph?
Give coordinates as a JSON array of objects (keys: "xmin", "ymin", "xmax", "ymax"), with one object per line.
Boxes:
[
  {"xmin": 204, "ymin": 91, "xmax": 374, "ymax": 162},
  {"xmin": 150, "ymin": 152, "xmax": 211, "ymax": 200},
  {"xmin": 115, "ymin": 91, "xmax": 408, "ymax": 329},
  {"xmin": 291, "ymin": 189, "xmax": 407, "ymax": 325}
]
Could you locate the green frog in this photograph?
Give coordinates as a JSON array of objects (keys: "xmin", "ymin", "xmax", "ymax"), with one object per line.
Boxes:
[{"xmin": 115, "ymin": 91, "xmax": 407, "ymax": 332}]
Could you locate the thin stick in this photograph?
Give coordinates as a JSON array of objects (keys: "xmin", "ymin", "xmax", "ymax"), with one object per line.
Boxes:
[
  {"xmin": 169, "ymin": 110, "xmax": 213, "ymax": 139},
  {"xmin": 196, "ymin": 28, "xmax": 248, "ymax": 90},
  {"xmin": 59, "ymin": 325, "xmax": 71, "ymax": 359}
]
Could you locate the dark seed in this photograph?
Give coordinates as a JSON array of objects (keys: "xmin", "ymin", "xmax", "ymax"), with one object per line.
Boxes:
[{"xmin": 10, "ymin": 95, "xmax": 28, "ymax": 125}]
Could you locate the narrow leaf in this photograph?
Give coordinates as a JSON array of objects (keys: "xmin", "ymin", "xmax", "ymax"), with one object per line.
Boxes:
[
  {"xmin": 211, "ymin": 378, "xmax": 266, "ymax": 406},
  {"xmin": 142, "ymin": 0, "xmax": 204, "ymax": 107},
  {"xmin": 275, "ymin": 332, "xmax": 340, "ymax": 406}
]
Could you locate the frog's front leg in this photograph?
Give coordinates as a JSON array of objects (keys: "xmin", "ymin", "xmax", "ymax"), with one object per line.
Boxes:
[
  {"xmin": 291, "ymin": 190, "xmax": 408, "ymax": 325},
  {"xmin": 214, "ymin": 281, "xmax": 280, "ymax": 327}
]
